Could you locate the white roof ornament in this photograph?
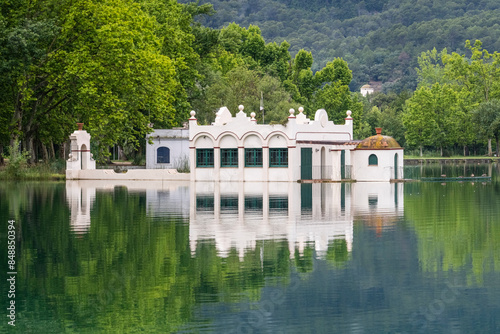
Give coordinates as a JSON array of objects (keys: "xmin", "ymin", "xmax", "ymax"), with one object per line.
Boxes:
[
  {"xmin": 296, "ymin": 107, "xmax": 309, "ymax": 124},
  {"xmin": 314, "ymin": 109, "xmax": 329, "ymax": 127},
  {"xmin": 213, "ymin": 107, "xmax": 233, "ymax": 125},
  {"xmin": 235, "ymin": 104, "xmax": 248, "ymax": 120}
]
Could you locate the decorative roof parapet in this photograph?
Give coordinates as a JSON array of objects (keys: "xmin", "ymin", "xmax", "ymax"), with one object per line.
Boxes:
[{"xmin": 296, "ymin": 107, "xmax": 309, "ymax": 124}]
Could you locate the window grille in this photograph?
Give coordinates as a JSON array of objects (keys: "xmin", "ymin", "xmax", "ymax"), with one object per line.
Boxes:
[{"xmin": 197, "ymin": 149, "xmax": 214, "ymax": 167}]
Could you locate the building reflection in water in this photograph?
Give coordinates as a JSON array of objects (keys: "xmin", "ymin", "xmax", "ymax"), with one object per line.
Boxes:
[
  {"xmin": 65, "ymin": 180, "xmax": 403, "ymax": 257},
  {"xmin": 190, "ymin": 182, "xmax": 403, "ymax": 259},
  {"xmin": 66, "ymin": 182, "xmax": 95, "ymax": 235}
]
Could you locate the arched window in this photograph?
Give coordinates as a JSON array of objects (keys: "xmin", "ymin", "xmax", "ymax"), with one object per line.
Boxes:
[
  {"xmin": 157, "ymin": 147, "xmax": 170, "ymax": 163},
  {"xmin": 368, "ymin": 154, "xmax": 378, "ymax": 166}
]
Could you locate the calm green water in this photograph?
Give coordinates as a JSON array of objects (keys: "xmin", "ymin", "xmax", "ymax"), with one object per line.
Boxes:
[{"xmin": 1, "ymin": 163, "xmax": 499, "ymax": 333}]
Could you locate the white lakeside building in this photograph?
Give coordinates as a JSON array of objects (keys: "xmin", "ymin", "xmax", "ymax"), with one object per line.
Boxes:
[
  {"xmin": 187, "ymin": 105, "xmax": 403, "ymax": 182},
  {"xmin": 65, "ymin": 105, "xmax": 403, "ymax": 182}
]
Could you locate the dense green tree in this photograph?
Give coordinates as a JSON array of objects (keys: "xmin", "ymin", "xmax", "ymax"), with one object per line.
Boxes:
[
  {"xmin": 441, "ymin": 40, "xmax": 500, "ymax": 155},
  {"xmin": 200, "ymin": 65, "xmax": 294, "ymax": 124},
  {"xmin": 416, "ymin": 48, "xmax": 449, "ymax": 87},
  {"xmin": 190, "ymin": 22, "xmax": 360, "ymax": 128},
  {"xmin": 443, "ymin": 40, "xmax": 500, "ymax": 103},
  {"xmin": 403, "ymin": 83, "xmax": 460, "ymax": 156},
  {"xmin": 473, "ymin": 99, "xmax": 500, "ymax": 156},
  {"xmin": 309, "ymin": 58, "xmax": 363, "ymax": 131},
  {"xmin": 409, "ymin": 41, "xmax": 500, "ymax": 155},
  {"xmin": 0, "ymin": 0, "xmax": 200, "ymax": 163},
  {"xmin": 358, "ymin": 90, "xmax": 409, "ymax": 146}
]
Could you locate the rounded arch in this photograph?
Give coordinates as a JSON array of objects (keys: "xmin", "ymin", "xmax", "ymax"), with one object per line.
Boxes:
[
  {"xmin": 81, "ymin": 144, "xmax": 88, "ymax": 170},
  {"xmin": 242, "ymin": 132, "xmax": 264, "ymax": 148},
  {"xmin": 368, "ymin": 154, "xmax": 378, "ymax": 166},
  {"xmin": 218, "ymin": 133, "xmax": 239, "ymax": 148},
  {"xmin": 267, "ymin": 132, "xmax": 289, "ymax": 148},
  {"xmin": 193, "ymin": 132, "xmax": 216, "ymax": 148}
]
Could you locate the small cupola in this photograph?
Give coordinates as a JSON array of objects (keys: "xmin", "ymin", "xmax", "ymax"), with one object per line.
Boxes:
[{"xmin": 356, "ymin": 128, "xmax": 402, "ymax": 149}]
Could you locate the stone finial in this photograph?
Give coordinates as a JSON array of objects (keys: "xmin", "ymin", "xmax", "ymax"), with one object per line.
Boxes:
[
  {"xmin": 238, "ymin": 105, "xmax": 244, "ymax": 112},
  {"xmin": 346, "ymin": 110, "xmax": 352, "ymax": 118},
  {"xmin": 299, "ymin": 106, "xmax": 304, "ymax": 114},
  {"xmin": 77, "ymin": 123, "xmax": 84, "ymax": 131},
  {"xmin": 250, "ymin": 112, "xmax": 256, "ymax": 120},
  {"xmin": 190, "ymin": 110, "xmax": 196, "ymax": 119},
  {"xmin": 289, "ymin": 108, "xmax": 295, "ymax": 118}
]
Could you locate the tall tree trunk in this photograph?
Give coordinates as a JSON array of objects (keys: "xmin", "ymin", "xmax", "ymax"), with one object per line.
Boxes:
[
  {"xmin": 42, "ymin": 142, "xmax": 49, "ymax": 162},
  {"xmin": 440, "ymin": 146, "xmax": 443, "ymax": 157},
  {"xmin": 488, "ymin": 138, "xmax": 492, "ymax": 156},
  {"xmin": 49, "ymin": 141, "xmax": 56, "ymax": 160},
  {"xmin": 0, "ymin": 145, "xmax": 4, "ymax": 165},
  {"xmin": 60, "ymin": 141, "xmax": 67, "ymax": 160},
  {"xmin": 419, "ymin": 145, "xmax": 423, "ymax": 157},
  {"xmin": 118, "ymin": 145, "xmax": 127, "ymax": 161},
  {"xmin": 496, "ymin": 136, "xmax": 499, "ymax": 157},
  {"xmin": 26, "ymin": 137, "xmax": 35, "ymax": 164}
]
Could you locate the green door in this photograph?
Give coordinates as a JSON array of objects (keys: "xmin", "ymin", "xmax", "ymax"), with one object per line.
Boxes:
[
  {"xmin": 341, "ymin": 150, "xmax": 346, "ymax": 179},
  {"xmin": 394, "ymin": 153, "xmax": 398, "ymax": 179},
  {"xmin": 301, "ymin": 148, "xmax": 312, "ymax": 180}
]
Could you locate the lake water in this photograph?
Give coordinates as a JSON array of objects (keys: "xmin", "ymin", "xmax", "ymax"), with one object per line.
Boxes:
[{"xmin": 1, "ymin": 163, "xmax": 499, "ymax": 333}]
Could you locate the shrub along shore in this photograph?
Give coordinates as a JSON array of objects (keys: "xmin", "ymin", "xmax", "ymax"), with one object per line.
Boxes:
[{"xmin": 0, "ymin": 161, "xmax": 66, "ymax": 181}]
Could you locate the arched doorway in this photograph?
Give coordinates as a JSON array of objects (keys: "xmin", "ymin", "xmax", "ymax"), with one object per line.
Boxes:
[{"xmin": 81, "ymin": 144, "xmax": 88, "ymax": 170}]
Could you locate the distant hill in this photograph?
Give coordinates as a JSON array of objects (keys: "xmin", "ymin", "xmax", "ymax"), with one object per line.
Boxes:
[{"xmin": 181, "ymin": 0, "xmax": 500, "ymax": 92}]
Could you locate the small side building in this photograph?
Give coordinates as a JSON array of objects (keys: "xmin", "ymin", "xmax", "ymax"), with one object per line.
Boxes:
[
  {"xmin": 146, "ymin": 128, "xmax": 190, "ymax": 170},
  {"xmin": 66, "ymin": 123, "xmax": 96, "ymax": 179},
  {"xmin": 351, "ymin": 127, "xmax": 404, "ymax": 181}
]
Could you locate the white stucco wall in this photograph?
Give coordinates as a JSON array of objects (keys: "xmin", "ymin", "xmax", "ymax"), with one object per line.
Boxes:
[
  {"xmin": 351, "ymin": 149, "xmax": 404, "ymax": 181},
  {"xmin": 146, "ymin": 129, "xmax": 189, "ymax": 169}
]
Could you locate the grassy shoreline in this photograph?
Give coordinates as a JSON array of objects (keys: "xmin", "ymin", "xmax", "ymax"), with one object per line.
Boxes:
[
  {"xmin": 404, "ymin": 156, "xmax": 499, "ymax": 162},
  {"xmin": 0, "ymin": 160, "xmax": 66, "ymax": 181},
  {"xmin": 0, "ymin": 170, "xmax": 66, "ymax": 181}
]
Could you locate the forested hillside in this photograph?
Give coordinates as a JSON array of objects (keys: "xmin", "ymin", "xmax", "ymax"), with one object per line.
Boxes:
[{"xmin": 182, "ymin": 0, "xmax": 500, "ymax": 91}]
